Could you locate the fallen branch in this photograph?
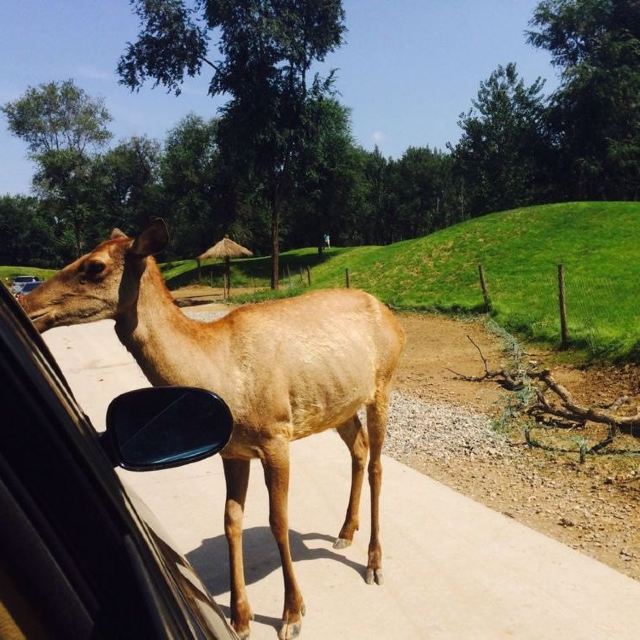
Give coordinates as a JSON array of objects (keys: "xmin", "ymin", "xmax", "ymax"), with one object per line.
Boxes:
[{"xmin": 451, "ymin": 335, "xmax": 640, "ymax": 442}]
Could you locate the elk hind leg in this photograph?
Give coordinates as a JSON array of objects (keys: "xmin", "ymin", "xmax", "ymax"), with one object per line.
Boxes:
[
  {"xmin": 366, "ymin": 391, "xmax": 389, "ymax": 586},
  {"xmin": 334, "ymin": 414, "xmax": 368, "ymax": 549}
]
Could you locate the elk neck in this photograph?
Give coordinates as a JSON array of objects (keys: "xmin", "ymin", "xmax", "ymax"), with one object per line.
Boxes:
[{"xmin": 113, "ymin": 255, "xmax": 206, "ymax": 385}]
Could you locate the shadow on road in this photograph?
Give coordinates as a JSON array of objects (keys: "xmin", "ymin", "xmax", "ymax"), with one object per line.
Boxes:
[{"xmin": 187, "ymin": 526, "xmax": 366, "ymax": 598}]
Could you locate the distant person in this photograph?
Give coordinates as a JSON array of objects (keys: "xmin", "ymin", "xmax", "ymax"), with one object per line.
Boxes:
[{"xmin": 324, "ymin": 233, "xmax": 331, "ymax": 249}]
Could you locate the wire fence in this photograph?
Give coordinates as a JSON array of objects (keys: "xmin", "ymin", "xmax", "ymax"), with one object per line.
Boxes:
[{"xmin": 335, "ymin": 261, "xmax": 640, "ymax": 359}]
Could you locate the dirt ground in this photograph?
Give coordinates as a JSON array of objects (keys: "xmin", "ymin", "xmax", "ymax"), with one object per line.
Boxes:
[{"xmin": 395, "ymin": 312, "xmax": 640, "ymax": 581}]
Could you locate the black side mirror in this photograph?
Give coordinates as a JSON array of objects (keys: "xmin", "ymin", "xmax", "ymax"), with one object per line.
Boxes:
[{"xmin": 102, "ymin": 387, "xmax": 233, "ymax": 471}]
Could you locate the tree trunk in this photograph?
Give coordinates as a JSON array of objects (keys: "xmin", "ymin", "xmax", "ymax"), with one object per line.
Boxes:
[
  {"xmin": 73, "ymin": 215, "xmax": 82, "ymax": 258},
  {"xmin": 270, "ymin": 202, "xmax": 280, "ymax": 290}
]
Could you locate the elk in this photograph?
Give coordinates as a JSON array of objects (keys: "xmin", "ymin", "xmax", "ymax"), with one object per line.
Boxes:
[{"xmin": 21, "ymin": 220, "xmax": 405, "ymax": 640}]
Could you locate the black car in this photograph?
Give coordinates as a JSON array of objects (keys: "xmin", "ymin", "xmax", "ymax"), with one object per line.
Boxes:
[{"xmin": 0, "ymin": 283, "xmax": 238, "ymax": 639}]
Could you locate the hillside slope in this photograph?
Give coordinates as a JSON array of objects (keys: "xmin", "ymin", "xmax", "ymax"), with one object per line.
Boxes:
[{"xmin": 325, "ymin": 202, "xmax": 640, "ymax": 359}]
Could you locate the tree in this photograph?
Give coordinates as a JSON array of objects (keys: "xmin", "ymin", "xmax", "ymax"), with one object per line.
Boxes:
[
  {"xmin": 2, "ymin": 79, "xmax": 111, "ymax": 157},
  {"xmin": 528, "ymin": 0, "xmax": 640, "ymax": 199},
  {"xmin": 118, "ymin": 0, "xmax": 346, "ymax": 288},
  {"xmin": 2, "ymin": 80, "xmax": 112, "ymax": 256},
  {"xmin": 159, "ymin": 114, "xmax": 235, "ymax": 257},
  {"xmin": 451, "ymin": 63, "xmax": 549, "ymax": 216},
  {"xmin": 388, "ymin": 146, "xmax": 454, "ymax": 240},
  {"xmin": 89, "ymin": 136, "xmax": 162, "ymax": 245},
  {"xmin": 0, "ymin": 196, "xmax": 60, "ymax": 267},
  {"xmin": 285, "ymin": 99, "xmax": 362, "ymax": 250}
]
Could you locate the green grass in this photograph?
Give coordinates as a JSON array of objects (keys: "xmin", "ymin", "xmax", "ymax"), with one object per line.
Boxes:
[{"xmin": 5, "ymin": 201, "xmax": 640, "ymax": 362}]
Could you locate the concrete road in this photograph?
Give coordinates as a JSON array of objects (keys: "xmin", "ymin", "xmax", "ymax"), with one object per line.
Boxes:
[{"xmin": 44, "ymin": 318, "xmax": 640, "ymax": 640}]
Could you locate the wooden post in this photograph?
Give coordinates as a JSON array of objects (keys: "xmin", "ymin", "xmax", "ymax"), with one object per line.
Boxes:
[
  {"xmin": 558, "ymin": 264, "xmax": 569, "ymax": 349},
  {"xmin": 223, "ymin": 272, "xmax": 228, "ymax": 301},
  {"xmin": 478, "ymin": 264, "xmax": 491, "ymax": 312},
  {"xmin": 225, "ymin": 257, "xmax": 231, "ymax": 299},
  {"xmin": 197, "ymin": 258, "xmax": 201, "ymax": 283},
  {"xmin": 306, "ymin": 266, "xmax": 311, "ymax": 286},
  {"xmin": 299, "ymin": 268, "xmax": 304, "ymax": 285},
  {"xmin": 345, "ymin": 268, "xmax": 350, "ymax": 288}
]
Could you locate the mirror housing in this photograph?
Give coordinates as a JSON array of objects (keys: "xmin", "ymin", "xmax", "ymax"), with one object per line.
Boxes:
[{"xmin": 102, "ymin": 387, "xmax": 233, "ymax": 471}]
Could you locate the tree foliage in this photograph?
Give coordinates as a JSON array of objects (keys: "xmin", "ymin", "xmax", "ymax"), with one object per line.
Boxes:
[
  {"xmin": 2, "ymin": 80, "xmax": 111, "ymax": 156},
  {"xmin": 452, "ymin": 63, "xmax": 549, "ymax": 216},
  {"xmin": 528, "ymin": 0, "xmax": 640, "ymax": 199}
]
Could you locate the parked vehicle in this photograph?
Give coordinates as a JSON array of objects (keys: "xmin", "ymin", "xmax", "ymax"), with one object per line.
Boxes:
[
  {"xmin": 15, "ymin": 280, "xmax": 41, "ymax": 297},
  {"xmin": 0, "ymin": 284, "xmax": 238, "ymax": 639},
  {"xmin": 10, "ymin": 274, "xmax": 40, "ymax": 295}
]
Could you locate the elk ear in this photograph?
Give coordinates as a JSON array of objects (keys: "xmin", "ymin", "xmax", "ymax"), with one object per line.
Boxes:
[
  {"xmin": 130, "ymin": 219, "xmax": 169, "ymax": 257},
  {"xmin": 110, "ymin": 228, "xmax": 128, "ymax": 240}
]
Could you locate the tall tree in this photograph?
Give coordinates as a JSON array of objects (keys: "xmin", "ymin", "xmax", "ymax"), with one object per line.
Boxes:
[
  {"xmin": 451, "ymin": 63, "xmax": 548, "ymax": 216},
  {"xmin": 0, "ymin": 196, "xmax": 60, "ymax": 267},
  {"xmin": 160, "ymin": 114, "xmax": 234, "ymax": 257},
  {"xmin": 118, "ymin": 0, "xmax": 346, "ymax": 288},
  {"xmin": 528, "ymin": 0, "xmax": 640, "ymax": 199},
  {"xmin": 2, "ymin": 79, "xmax": 111, "ymax": 156},
  {"xmin": 89, "ymin": 136, "xmax": 162, "ymax": 244},
  {"xmin": 2, "ymin": 80, "xmax": 112, "ymax": 255}
]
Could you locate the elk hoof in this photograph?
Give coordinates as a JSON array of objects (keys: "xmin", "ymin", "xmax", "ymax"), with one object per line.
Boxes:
[
  {"xmin": 365, "ymin": 568, "xmax": 384, "ymax": 585},
  {"xmin": 278, "ymin": 604, "xmax": 305, "ymax": 639},
  {"xmin": 333, "ymin": 537, "xmax": 352, "ymax": 549},
  {"xmin": 278, "ymin": 621, "xmax": 302, "ymax": 640}
]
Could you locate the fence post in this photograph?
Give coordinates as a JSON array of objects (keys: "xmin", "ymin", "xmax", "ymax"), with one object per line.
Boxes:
[
  {"xmin": 478, "ymin": 264, "xmax": 491, "ymax": 312},
  {"xmin": 345, "ymin": 268, "xmax": 350, "ymax": 288},
  {"xmin": 306, "ymin": 266, "xmax": 311, "ymax": 286},
  {"xmin": 558, "ymin": 264, "xmax": 569, "ymax": 349}
]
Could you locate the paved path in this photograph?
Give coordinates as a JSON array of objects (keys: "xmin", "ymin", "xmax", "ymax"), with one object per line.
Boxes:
[{"xmin": 44, "ymin": 318, "xmax": 640, "ymax": 640}]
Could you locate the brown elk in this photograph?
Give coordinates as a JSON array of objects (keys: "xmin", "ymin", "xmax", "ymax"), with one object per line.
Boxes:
[{"xmin": 21, "ymin": 220, "xmax": 405, "ymax": 639}]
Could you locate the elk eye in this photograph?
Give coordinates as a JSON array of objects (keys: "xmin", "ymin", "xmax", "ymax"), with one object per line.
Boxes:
[{"xmin": 85, "ymin": 260, "xmax": 106, "ymax": 277}]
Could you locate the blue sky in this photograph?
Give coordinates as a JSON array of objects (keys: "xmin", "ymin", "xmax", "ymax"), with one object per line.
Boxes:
[{"xmin": 0, "ymin": 0, "xmax": 557, "ymax": 195}]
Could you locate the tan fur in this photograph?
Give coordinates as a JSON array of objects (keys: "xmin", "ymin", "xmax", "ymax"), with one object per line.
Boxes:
[{"xmin": 21, "ymin": 223, "xmax": 405, "ymax": 640}]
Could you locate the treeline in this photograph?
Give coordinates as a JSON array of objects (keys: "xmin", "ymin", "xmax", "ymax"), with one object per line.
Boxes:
[
  {"xmin": 2, "ymin": 0, "xmax": 640, "ymax": 268},
  {"xmin": 0, "ymin": 96, "xmax": 461, "ymax": 266}
]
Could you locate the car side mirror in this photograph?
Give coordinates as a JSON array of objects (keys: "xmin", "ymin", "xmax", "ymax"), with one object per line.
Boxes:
[{"xmin": 101, "ymin": 387, "xmax": 233, "ymax": 471}]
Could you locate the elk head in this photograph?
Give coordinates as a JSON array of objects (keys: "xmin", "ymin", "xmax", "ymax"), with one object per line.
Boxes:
[{"xmin": 21, "ymin": 219, "xmax": 169, "ymax": 333}]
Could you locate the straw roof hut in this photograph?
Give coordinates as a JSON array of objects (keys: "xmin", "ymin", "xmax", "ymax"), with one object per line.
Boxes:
[
  {"xmin": 197, "ymin": 236, "xmax": 253, "ymax": 262},
  {"xmin": 196, "ymin": 236, "xmax": 253, "ymax": 299}
]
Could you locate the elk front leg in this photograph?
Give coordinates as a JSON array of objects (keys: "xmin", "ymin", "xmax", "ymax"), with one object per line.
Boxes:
[
  {"xmin": 334, "ymin": 414, "xmax": 368, "ymax": 549},
  {"xmin": 223, "ymin": 458, "xmax": 252, "ymax": 638},
  {"xmin": 262, "ymin": 444, "xmax": 305, "ymax": 640}
]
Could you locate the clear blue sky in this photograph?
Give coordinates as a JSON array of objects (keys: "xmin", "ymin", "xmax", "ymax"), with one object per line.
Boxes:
[{"xmin": 0, "ymin": 0, "xmax": 557, "ymax": 196}]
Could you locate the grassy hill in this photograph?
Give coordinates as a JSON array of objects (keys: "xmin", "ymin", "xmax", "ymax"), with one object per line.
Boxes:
[
  {"xmin": 165, "ymin": 202, "xmax": 640, "ymax": 361},
  {"xmin": 5, "ymin": 201, "xmax": 640, "ymax": 361}
]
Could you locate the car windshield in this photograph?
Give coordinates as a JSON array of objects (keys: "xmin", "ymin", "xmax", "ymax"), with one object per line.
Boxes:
[{"xmin": 14, "ymin": 276, "xmax": 35, "ymax": 283}]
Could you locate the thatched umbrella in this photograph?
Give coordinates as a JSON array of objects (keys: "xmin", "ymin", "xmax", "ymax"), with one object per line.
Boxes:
[{"xmin": 196, "ymin": 235, "xmax": 253, "ymax": 299}]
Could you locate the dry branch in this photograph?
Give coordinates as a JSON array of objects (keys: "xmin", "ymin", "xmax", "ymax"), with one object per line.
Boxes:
[{"xmin": 451, "ymin": 335, "xmax": 640, "ymax": 440}]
